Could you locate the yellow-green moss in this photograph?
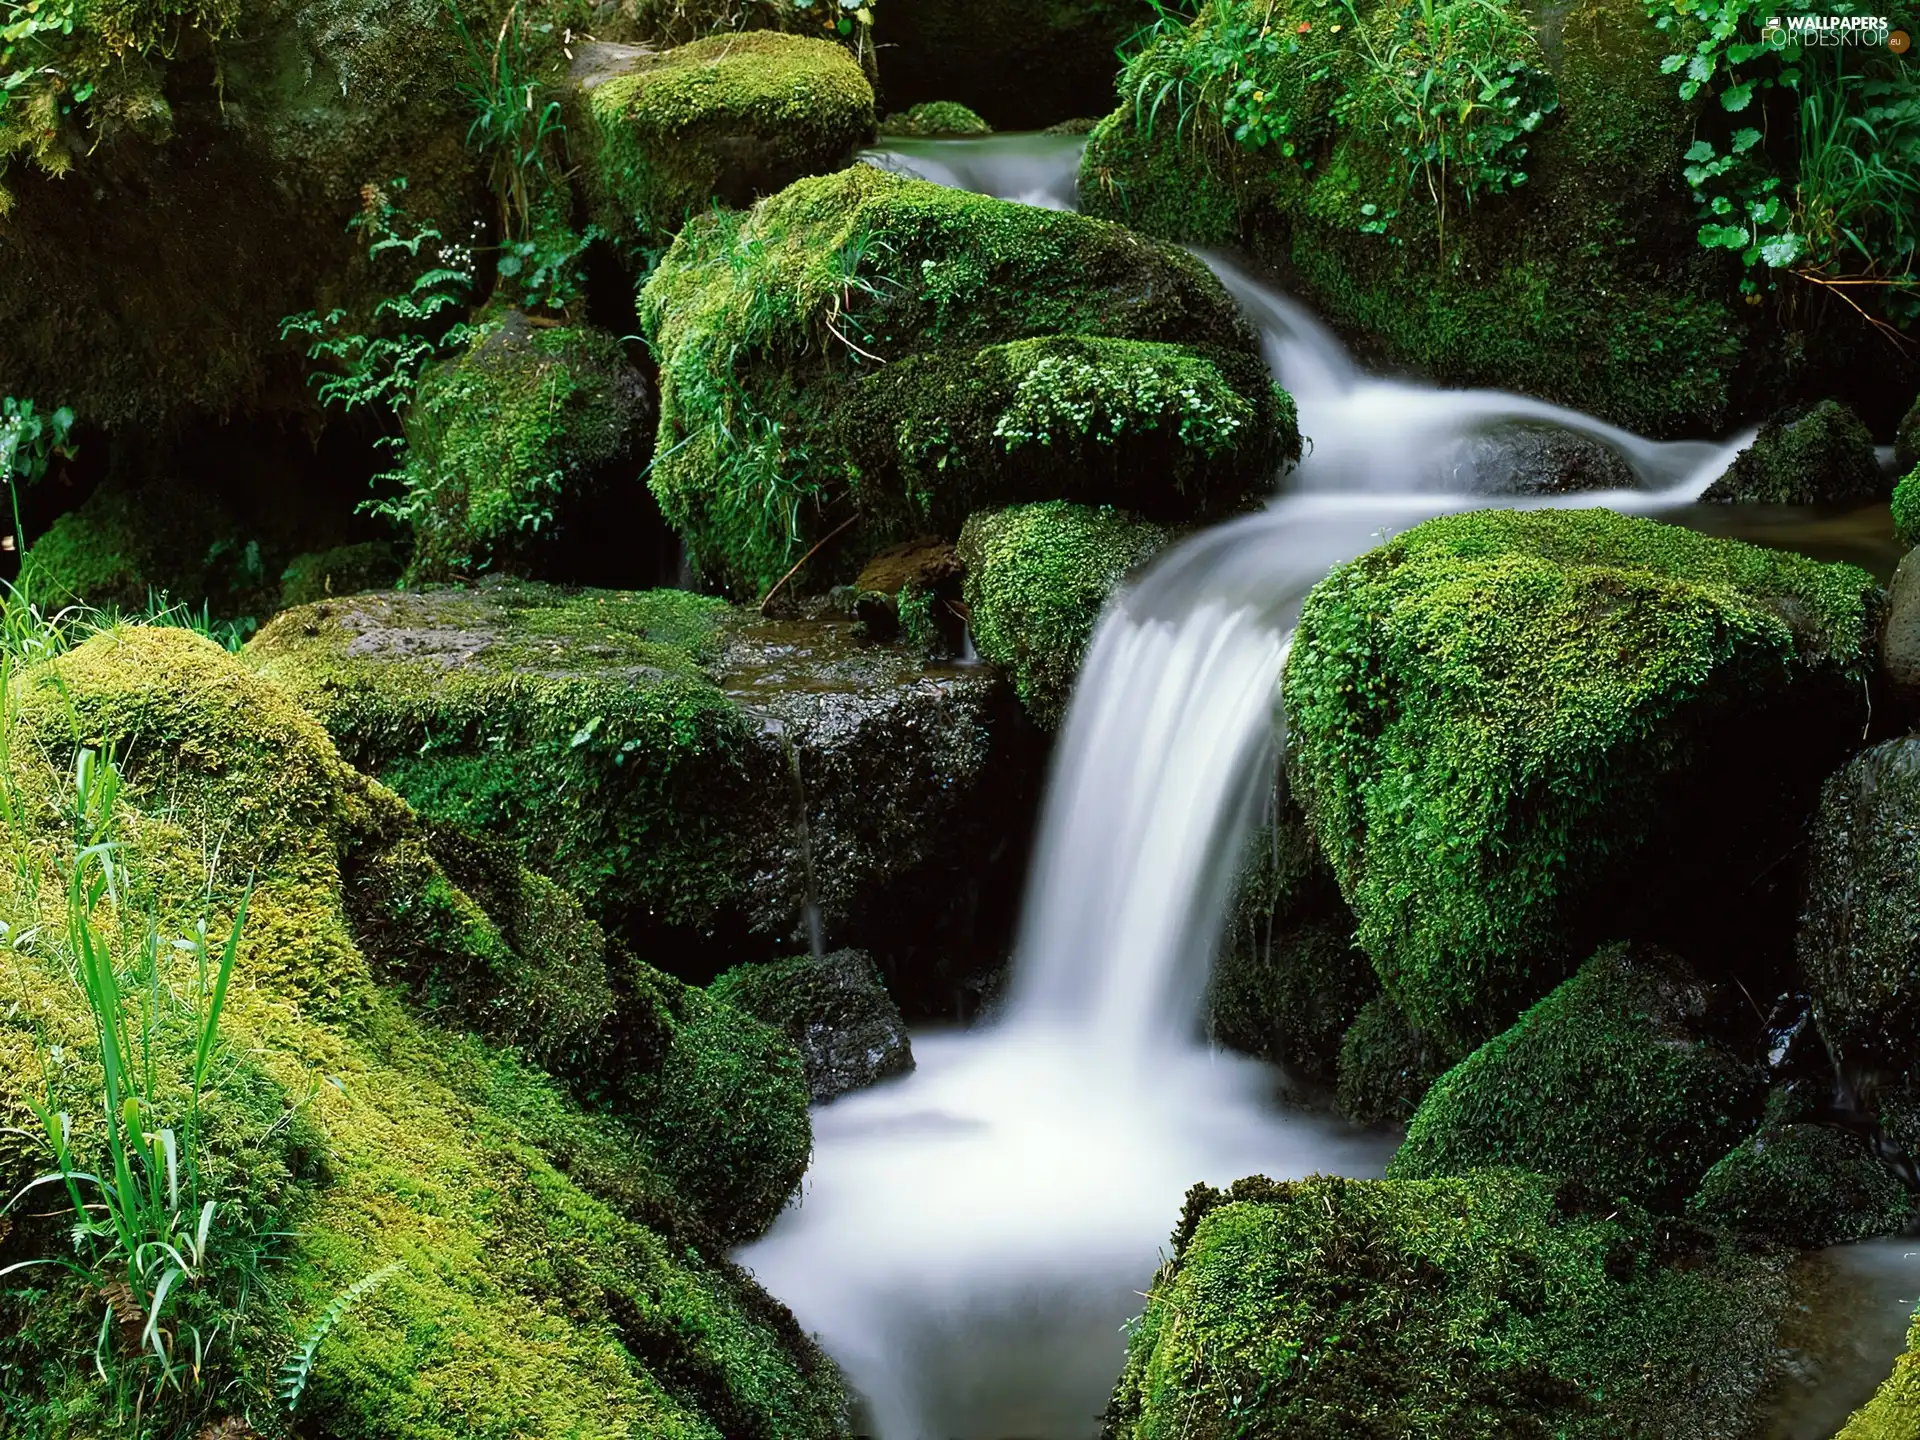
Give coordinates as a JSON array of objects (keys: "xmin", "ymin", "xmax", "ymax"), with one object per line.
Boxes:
[
  {"xmin": 581, "ymin": 31, "xmax": 874, "ymax": 246},
  {"xmin": 878, "ymin": 101, "xmax": 992, "ymax": 137},
  {"xmin": 1836, "ymin": 1308, "xmax": 1920, "ymax": 1440},
  {"xmin": 1283, "ymin": 508, "xmax": 1882, "ymax": 1056},
  {"xmin": 0, "ymin": 627, "xmax": 839, "ymax": 1437}
]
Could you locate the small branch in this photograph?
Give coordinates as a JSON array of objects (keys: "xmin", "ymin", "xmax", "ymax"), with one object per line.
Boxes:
[
  {"xmin": 1792, "ymin": 268, "xmax": 1918, "ymax": 356},
  {"xmin": 759, "ymin": 514, "xmax": 861, "ymax": 617}
]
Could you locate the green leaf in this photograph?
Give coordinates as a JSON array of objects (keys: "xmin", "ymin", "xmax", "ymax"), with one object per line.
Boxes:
[
  {"xmin": 1720, "ymin": 80, "xmax": 1753, "ymax": 111},
  {"xmin": 1729, "ymin": 127, "xmax": 1762, "ymax": 154}
]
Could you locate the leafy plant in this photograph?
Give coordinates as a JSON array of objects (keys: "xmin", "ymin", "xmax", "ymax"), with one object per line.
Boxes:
[
  {"xmin": 276, "ymin": 1260, "xmax": 402, "ymax": 1414},
  {"xmin": 0, "ymin": 394, "xmax": 74, "ymax": 552},
  {"xmin": 1, "ymin": 743, "xmax": 259, "ymax": 1416},
  {"xmin": 448, "ymin": 0, "xmax": 566, "ymax": 246}
]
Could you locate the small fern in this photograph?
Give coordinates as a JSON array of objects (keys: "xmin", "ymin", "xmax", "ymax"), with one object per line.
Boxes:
[{"xmin": 277, "ymin": 1261, "xmax": 403, "ymax": 1413}]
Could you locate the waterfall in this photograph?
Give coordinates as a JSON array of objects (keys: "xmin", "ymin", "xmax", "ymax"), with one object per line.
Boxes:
[{"xmin": 738, "ymin": 134, "xmax": 1751, "ymax": 1440}]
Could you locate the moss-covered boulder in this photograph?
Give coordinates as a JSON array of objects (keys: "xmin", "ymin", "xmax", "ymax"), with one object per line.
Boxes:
[
  {"xmin": 878, "ymin": 101, "xmax": 994, "ymax": 137},
  {"xmin": 575, "ymin": 32, "xmax": 875, "ymax": 247},
  {"xmin": 1390, "ymin": 945, "xmax": 1767, "ymax": 1211},
  {"xmin": 957, "ymin": 501, "xmax": 1172, "ymax": 728},
  {"xmin": 876, "ymin": 0, "xmax": 1149, "ymax": 129},
  {"xmin": 640, "ymin": 165, "xmax": 1293, "ymax": 597},
  {"xmin": 1335, "ymin": 994, "xmax": 1446, "ymax": 1127},
  {"xmin": 1208, "ymin": 785, "xmax": 1375, "ymax": 1086},
  {"xmin": 1105, "ymin": 1170, "xmax": 1788, "ymax": 1440},
  {"xmin": 280, "ymin": 540, "xmax": 406, "ymax": 609},
  {"xmin": 245, "ymin": 580, "xmax": 1037, "ymax": 990},
  {"xmin": 711, "ymin": 949, "xmax": 914, "ymax": 1102},
  {"xmin": 1283, "ymin": 509, "xmax": 1882, "ymax": 1057},
  {"xmin": 1701, "ymin": 399, "xmax": 1888, "ymax": 505},
  {"xmin": 1798, "ymin": 738, "xmax": 1920, "ymax": 1074},
  {"xmin": 0, "ymin": 626, "xmax": 841, "ymax": 1437},
  {"xmin": 400, "ymin": 315, "xmax": 655, "ymax": 582},
  {"xmin": 1078, "ymin": 0, "xmax": 1906, "ymax": 436},
  {"xmin": 1687, "ymin": 1122, "xmax": 1911, "ymax": 1248},
  {"xmin": 1898, "ymin": 394, "xmax": 1920, "ymax": 474},
  {"xmin": 1837, "ymin": 1307, "xmax": 1920, "ymax": 1440},
  {"xmin": 1894, "ymin": 461, "xmax": 1920, "ymax": 549}
]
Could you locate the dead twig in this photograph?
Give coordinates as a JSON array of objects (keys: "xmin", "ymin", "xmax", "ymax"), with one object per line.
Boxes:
[{"xmin": 759, "ymin": 514, "xmax": 861, "ymax": 617}]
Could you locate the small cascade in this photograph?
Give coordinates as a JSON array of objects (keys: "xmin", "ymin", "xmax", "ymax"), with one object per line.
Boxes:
[
  {"xmin": 768, "ymin": 718, "xmax": 827, "ymax": 962},
  {"xmin": 740, "ymin": 137, "xmax": 1752, "ymax": 1439}
]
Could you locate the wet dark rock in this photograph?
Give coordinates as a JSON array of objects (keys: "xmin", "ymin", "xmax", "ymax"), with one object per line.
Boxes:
[
  {"xmin": 1702, "ymin": 399, "xmax": 1887, "ymax": 505},
  {"xmin": 711, "ymin": 949, "xmax": 914, "ymax": 1103},
  {"xmin": 850, "ymin": 536, "xmax": 965, "ymax": 647},
  {"xmin": 1799, "ymin": 738, "xmax": 1920, "ymax": 1074},
  {"xmin": 1440, "ymin": 422, "xmax": 1637, "ymax": 496},
  {"xmin": 1880, "ymin": 548, "xmax": 1920, "ymax": 721}
]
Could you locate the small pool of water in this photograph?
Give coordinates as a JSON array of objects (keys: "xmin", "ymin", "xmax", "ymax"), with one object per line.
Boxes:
[{"xmin": 1760, "ymin": 1235, "xmax": 1920, "ymax": 1439}]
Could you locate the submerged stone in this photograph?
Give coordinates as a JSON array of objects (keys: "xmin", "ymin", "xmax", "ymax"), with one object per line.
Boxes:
[
  {"xmin": 1285, "ymin": 508, "xmax": 1882, "ymax": 1056},
  {"xmin": 957, "ymin": 501, "xmax": 1172, "ymax": 729},
  {"xmin": 1798, "ymin": 738, "xmax": 1920, "ymax": 1074},
  {"xmin": 640, "ymin": 165, "xmax": 1292, "ymax": 597},
  {"xmin": 1687, "ymin": 1121, "xmax": 1912, "ymax": 1248},
  {"xmin": 246, "ymin": 580, "xmax": 1037, "ymax": 995},
  {"xmin": 1390, "ymin": 944, "xmax": 1768, "ymax": 1212},
  {"xmin": 1106, "ymin": 1170, "xmax": 1789, "ymax": 1440},
  {"xmin": 1701, "ymin": 399, "xmax": 1887, "ymax": 506},
  {"xmin": 712, "ymin": 948, "xmax": 914, "ymax": 1103}
]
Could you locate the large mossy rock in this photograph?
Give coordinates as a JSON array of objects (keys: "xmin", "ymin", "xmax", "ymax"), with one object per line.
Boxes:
[
  {"xmin": 875, "ymin": 0, "xmax": 1149, "ymax": 129},
  {"xmin": 245, "ymin": 581, "xmax": 1036, "ymax": 990},
  {"xmin": 575, "ymin": 32, "xmax": 876, "ymax": 247},
  {"xmin": 1701, "ymin": 400, "xmax": 1888, "ymax": 505},
  {"xmin": 1335, "ymin": 994, "xmax": 1447, "ymax": 1126},
  {"xmin": 1078, "ymin": 0, "xmax": 1900, "ymax": 437},
  {"xmin": 640, "ymin": 164, "xmax": 1295, "ymax": 598},
  {"xmin": 1390, "ymin": 944, "xmax": 1767, "ymax": 1211},
  {"xmin": 1283, "ymin": 509, "xmax": 1882, "ymax": 1058},
  {"xmin": 956, "ymin": 500, "xmax": 1172, "ymax": 729},
  {"xmin": 401, "ymin": 314, "xmax": 655, "ymax": 583},
  {"xmin": 1105, "ymin": 1171, "xmax": 1788, "ymax": 1440},
  {"xmin": 0, "ymin": 627, "xmax": 841, "ymax": 1437},
  {"xmin": 1687, "ymin": 1121, "xmax": 1912, "ymax": 1248},
  {"xmin": 711, "ymin": 949, "xmax": 914, "ymax": 1102},
  {"xmin": 1798, "ymin": 737, "xmax": 1920, "ymax": 1074}
]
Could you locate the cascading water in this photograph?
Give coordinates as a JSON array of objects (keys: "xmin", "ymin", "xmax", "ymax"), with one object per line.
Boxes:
[{"xmin": 739, "ymin": 133, "xmax": 1752, "ymax": 1439}]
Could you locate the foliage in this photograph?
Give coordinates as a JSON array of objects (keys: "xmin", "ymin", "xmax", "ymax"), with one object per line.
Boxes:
[
  {"xmin": 1, "ymin": 739, "xmax": 268, "ymax": 1428},
  {"xmin": 448, "ymin": 0, "xmax": 566, "ymax": 246},
  {"xmin": 275, "ymin": 1261, "xmax": 401, "ymax": 1413},
  {"xmin": 0, "ymin": 393, "xmax": 74, "ymax": 549}
]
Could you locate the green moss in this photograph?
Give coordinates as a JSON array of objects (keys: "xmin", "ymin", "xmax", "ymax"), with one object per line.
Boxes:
[
  {"xmin": 581, "ymin": 31, "xmax": 874, "ymax": 247},
  {"xmin": 1686, "ymin": 1122, "xmax": 1912, "ymax": 1248},
  {"xmin": 1082, "ymin": 0, "xmax": 1751, "ymax": 437},
  {"xmin": 1106, "ymin": 1170, "xmax": 1787, "ymax": 1440},
  {"xmin": 1335, "ymin": 994, "xmax": 1446, "ymax": 1126},
  {"xmin": 280, "ymin": 540, "xmax": 406, "ymax": 608},
  {"xmin": 1893, "ymin": 461, "xmax": 1920, "ymax": 549},
  {"xmin": 1702, "ymin": 399, "xmax": 1887, "ymax": 505},
  {"xmin": 640, "ymin": 164, "xmax": 1284, "ymax": 597},
  {"xmin": 26, "ymin": 481, "xmax": 268, "ymax": 619},
  {"xmin": 956, "ymin": 501, "xmax": 1171, "ymax": 728},
  {"xmin": 1389, "ymin": 944, "xmax": 1767, "ymax": 1211},
  {"xmin": 402, "ymin": 317, "xmax": 654, "ymax": 582},
  {"xmin": 1283, "ymin": 508, "xmax": 1881, "ymax": 1055},
  {"xmin": 1898, "ymin": 393, "xmax": 1919, "ymax": 474},
  {"xmin": 711, "ymin": 950, "xmax": 912, "ymax": 1102},
  {"xmin": 1837, "ymin": 1307, "xmax": 1920, "ymax": 1440},
  {"xmin": 878, "ymin": 101, "xmax": 992, "ymax": 136},
  {"xmin": 0, "ymin": 626, "xmax": 839, "ymax": 1436}
]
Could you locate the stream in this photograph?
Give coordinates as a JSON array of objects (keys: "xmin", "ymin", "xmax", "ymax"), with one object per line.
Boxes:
[{"xmin": 736, "ymin": 132, "xmax": 1912, "ymax": 1440}]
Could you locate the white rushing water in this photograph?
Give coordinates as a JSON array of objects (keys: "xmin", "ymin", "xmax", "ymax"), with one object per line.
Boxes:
[{"xmin": 740, "ymin": 134, "xmax": 1751, "ymax": 1439}]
